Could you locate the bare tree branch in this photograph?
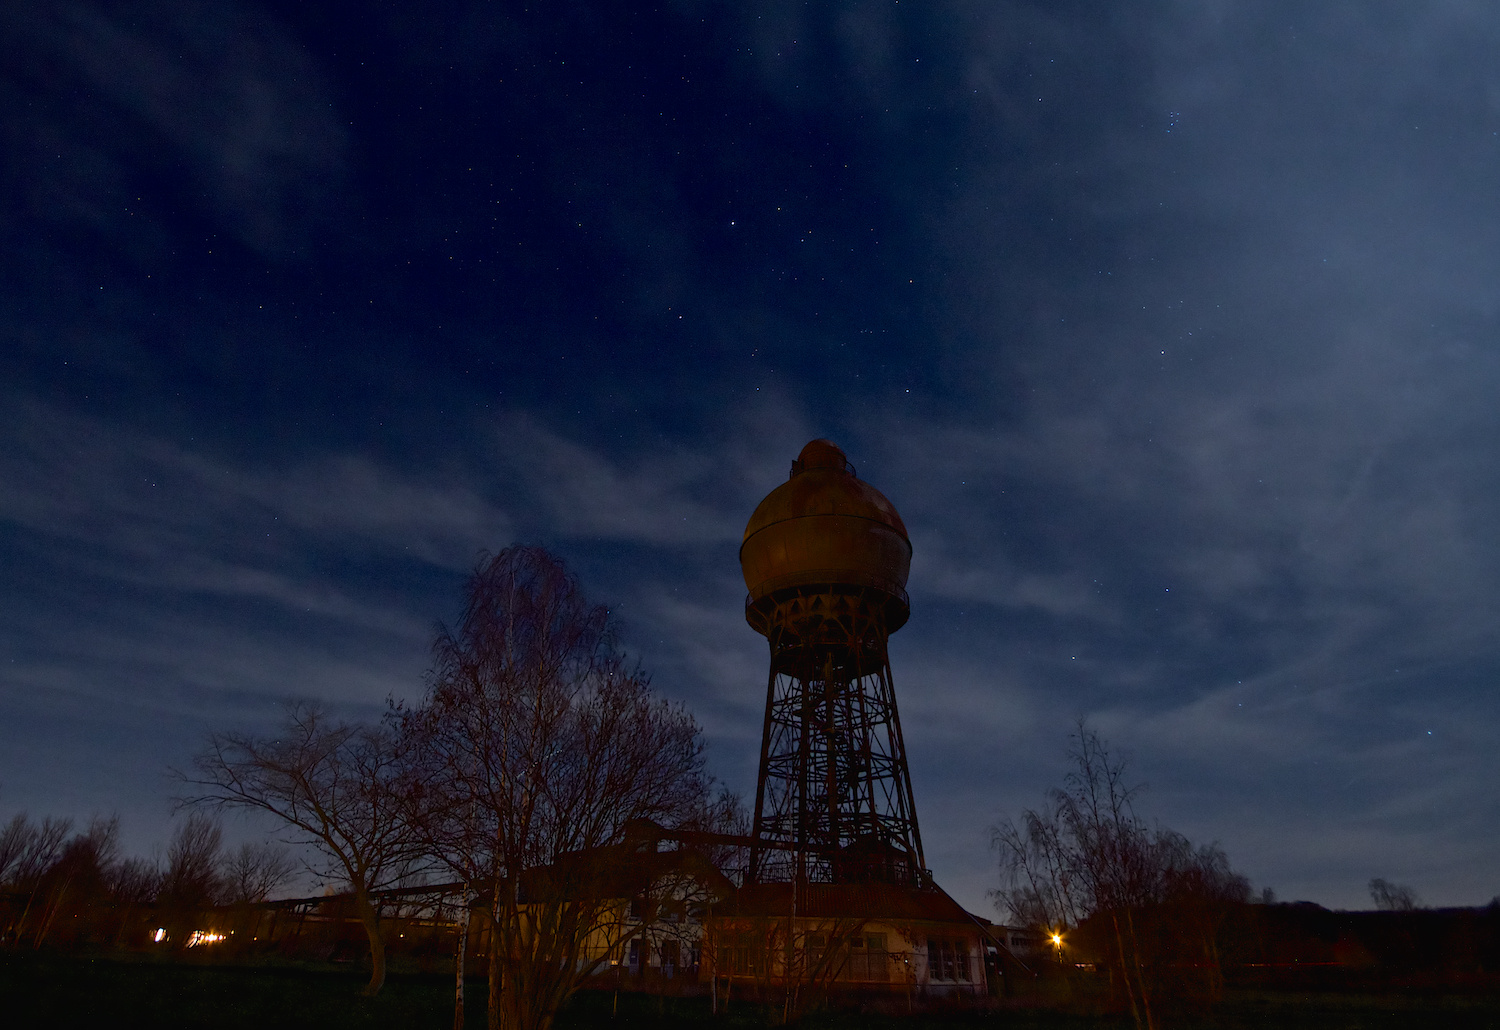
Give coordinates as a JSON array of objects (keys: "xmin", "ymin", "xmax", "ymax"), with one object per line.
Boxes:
[
  {"xmin": 177, "ymin": 700, "xmax": 424, "ymax": 995},
  {"xmin": 403, "ymin": 545, "xmax": 709, "ymax": 1030},
  {"xmin": 991, "ymin": 720, "xmax": 1250, "ymax": 1029}
]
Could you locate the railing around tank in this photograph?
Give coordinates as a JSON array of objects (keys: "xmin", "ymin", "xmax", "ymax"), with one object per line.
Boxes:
[{"xmin": 744, "ymin": 571, "xmax": 909, "ymax": 611}]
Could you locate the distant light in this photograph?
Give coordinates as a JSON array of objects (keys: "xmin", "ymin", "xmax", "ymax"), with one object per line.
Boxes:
[
  {"xmin": 153, "ymin": 928, "xmax": 167, "ymax": 943},
  {"xmin": 1051, "ymin": 934, "xmax": 1063, "ymax": 947},
  {"xmin": 187, "ymin": 930, "xmax": 226, "ymax": 947}
]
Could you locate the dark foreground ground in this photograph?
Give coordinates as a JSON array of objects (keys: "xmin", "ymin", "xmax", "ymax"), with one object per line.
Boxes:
[{"xmin": 3, "ymin": 954, "xmax": 1500, "ymax": 1030}]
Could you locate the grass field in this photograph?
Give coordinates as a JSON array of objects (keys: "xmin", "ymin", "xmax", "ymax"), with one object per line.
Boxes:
[{"xmin": 3, "ymin": 954, "xmax": 1499, "ymax": 1029}]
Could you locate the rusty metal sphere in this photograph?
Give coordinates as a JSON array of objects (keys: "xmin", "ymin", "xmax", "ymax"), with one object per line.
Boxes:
[{"xmin": 740, "ymin": 440, "xmax": 912, "ymax": 631}]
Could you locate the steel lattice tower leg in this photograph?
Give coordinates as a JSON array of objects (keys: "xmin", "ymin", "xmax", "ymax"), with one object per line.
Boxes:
[{"xmin": 747, "ymin": 585, "xmax": 925, "ymax": 886}]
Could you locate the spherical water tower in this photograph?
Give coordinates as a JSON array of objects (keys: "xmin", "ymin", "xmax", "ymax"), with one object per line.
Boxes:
[{"xmin": 740, "ymin": 439, "xmax": 926, "ymax": 886}]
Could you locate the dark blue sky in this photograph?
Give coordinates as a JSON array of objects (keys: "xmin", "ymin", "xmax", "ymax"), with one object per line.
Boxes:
[{"xmin": 3, "ymin": 0, "xmax": 1499, "ymax": 913}]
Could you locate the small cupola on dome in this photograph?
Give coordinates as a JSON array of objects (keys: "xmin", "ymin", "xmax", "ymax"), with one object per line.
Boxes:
[{"xmin": 790, "ymin": 439, "xmax": 855, "ymax": 476}]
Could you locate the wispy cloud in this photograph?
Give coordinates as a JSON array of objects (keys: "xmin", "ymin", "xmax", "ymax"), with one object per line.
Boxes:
[
  {"xmin": 1, "ymin": 0, "xmax": 347, "ymax": 258},
  {"xmin": 491, "ymin": 415, "xmax": 742, "ymax": 544}
]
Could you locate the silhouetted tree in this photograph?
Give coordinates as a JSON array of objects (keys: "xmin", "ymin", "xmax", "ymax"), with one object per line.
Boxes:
[
  {"xmin": 149, "ymin": 814, "xmax": 229, "ymax": 950},
  {"xmin": 404, "ymin": 545, "xmax": 708, "ymax": 1030},
  {"xmin": 159, "ymin": 813, "xmax": 226, "ymax": 908},
  {"xmin": 0, "ymin": 814, "xmax": 175, "ymax": 949},
  {"xmin": 992, "ymin": 722, "xmax": 1248, "ymax": 1029},
  {"xmin": 1369, "ymin": 877, "xmax": 1422, "ymax": 912},
  {"xmin": 107, "ymin": 855, "xmax": 162, "ymax": 946},
  {"xmin": 223, "ymin": 841, "xmax": 299, "ymax": 904},
  {"xmin": 1150, "ymin": 828, "xmax": 1252, "ymax": 1002},
  {"xmin": 678, "ymin": 787, "xmax": 752, "ymax": 877},
  {"xmin": 29, "ymin": 816, "xmax": 121, "ymax": 949},
  {"xmin": 0, "ymin": 814, "xmax": 72, "ymax": 947},
  {"xmin": 0, "ymin": 813, "xmax": 72, "ymax": 890},
  {"xmin": 0, "ymin": 813, "xmax": 40, "ymax": 884},
  {"xmin": 180, "ymin": 702, "xmax": 424, "ymax": 994}
]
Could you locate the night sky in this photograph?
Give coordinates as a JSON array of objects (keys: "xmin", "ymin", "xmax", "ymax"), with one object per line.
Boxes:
[{"xmin": 4, "ymin": 1, "xmax": 1499, "ymax": 916}]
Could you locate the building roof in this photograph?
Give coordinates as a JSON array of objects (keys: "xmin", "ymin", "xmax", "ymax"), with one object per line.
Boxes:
[
  {"xmin": 523, "ymin": 843, "xmax": 738, "ymax": 904},
  {"xmin": 719, "ymin": 882, "xmax": 983, "ymax": 927}
]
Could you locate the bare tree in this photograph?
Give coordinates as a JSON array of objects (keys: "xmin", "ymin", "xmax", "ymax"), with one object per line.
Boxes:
[
  {"xmin": 992, "ymin": 721, "xmax": 1248, "ymax": 1029},
  {"xmin": 109, "ymin": 856, "xmax": 163, "ymax": 904},
  {"xmin": 147, "ymin": 814, "xmax": 229, "ymax": 951},
  {"xmin": 0, "ymin": 814, "xmax": 72, "ymax": 890},
  {"xmin": 1, "ymin": 814, "xmax": 170, "ymax": 950},
  {"xmin": 1369, "ymin": 877, "xmax": 1422, "ymax": 912},
  {"xmin": 0, "ymin": 813, "xmax": 38, "ymax": 885},
  {"xmin": 179, "ymin": 701, "xmax": 424, "ymax": 994},
  {"xmin": 223, "ymin": 841, "xmax": 300, "ymax": 904},
  {"xmin": 108, "ymin": 855, "xmax": 162, "ymax": 947},
  {"xmin": 0, "ymin": 814, "xmax": 73, "ymax": 947},
  {"xmin": 992, "ymin": 723, "xmax": 1160, "ymax": 1027},
  {"xmin": 405, "ymin": 545, "xmax": 709, "ymax": 1030},
  {"xmin": 160, "ymin": 813, "xmax": 226, "ymax": 908},
  {"xmin": 29, "ymin": 816, "xmax": 121, "ymax": 949}
]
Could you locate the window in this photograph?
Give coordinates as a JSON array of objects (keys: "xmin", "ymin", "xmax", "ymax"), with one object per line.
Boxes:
[
  {"xmin": 927, "ymin": 938, "xmax": 970, "ymax": 982},
  {"xmin": 847, "ymin": 933, "xmax": 888, "ymax": 981},
  {"xmin": 805, "ymin": 932, "xmax": 827, "ymax": 969},
  {"xmin": 798, "ymin": 931, "xmax": 889, "ymax": 981},
  {"xmin": 717, "ymin": 932, "xmax": 760, "ymax": 976}
]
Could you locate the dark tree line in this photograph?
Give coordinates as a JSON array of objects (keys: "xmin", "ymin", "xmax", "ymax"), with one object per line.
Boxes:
[{"xmin": 0, "ymin": 810, "xmax": 296, "ymax": 950}]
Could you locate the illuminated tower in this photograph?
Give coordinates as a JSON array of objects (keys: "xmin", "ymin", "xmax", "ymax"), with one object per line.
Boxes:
[{"xmin": 740, "ymin": 439, "xmax": 926, "ymax": 886}]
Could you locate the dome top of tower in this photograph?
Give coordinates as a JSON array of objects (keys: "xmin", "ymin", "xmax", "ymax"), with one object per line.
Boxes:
[
  {"xmin": 740, "ymin": 440, "xmax": 912, "ymax": 625},
  {"xmin": 743, "ymin": 440, "xmax": 910, "ymax": 543},
  {"xmin": 792, "ymin": 438, "xmax": 855, "ymax": 474}
]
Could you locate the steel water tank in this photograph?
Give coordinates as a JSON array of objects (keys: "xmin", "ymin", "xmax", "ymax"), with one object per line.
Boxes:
[{"xmin": 739, "ymin": 440, "xmax": 911, "ymax": 623}]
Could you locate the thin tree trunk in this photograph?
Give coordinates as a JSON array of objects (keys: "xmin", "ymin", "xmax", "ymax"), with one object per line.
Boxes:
[
  {"xmin": 113, "ymin": 900, "xmax": 134, "ymax": 948},
  {"xmin": 1124, "ymin": 907, "xmax": 1155, "ymax": 1030},
  {"xmin": 454, "ymin": 887, "xmax": 471, "ymax": 1030},
  {"xmin": 1207, "ymin": 930, "xmax": 1224, "ymax": 999},
  {"xmin": 353, "ymin": 887, "xmax": 387, "ymax": 996},
  {"xmin": 488, "ymin": 911, "xmax": 504, "ymax": 1030},
  {"xmin": 33, "ymin": 881, "xmax": 70, "ymax": 949},
  {"xmin": 13, "ymin": 885, "xmax": 42, "ymax": 945},
  {"xmin": 1110, "ymin": 911, "xmax": 1143, "ymax": 1030}
]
